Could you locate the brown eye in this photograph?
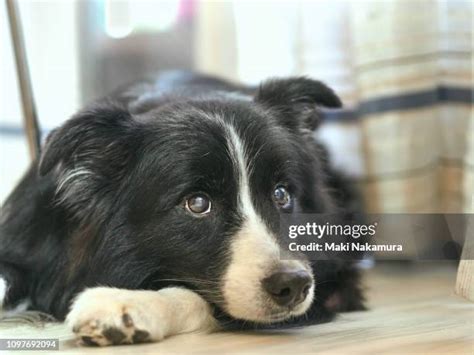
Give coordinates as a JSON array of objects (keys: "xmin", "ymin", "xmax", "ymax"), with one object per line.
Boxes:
[
  {"xmin": 273, "ymin": 186, "xmax": 292, "ymax": 210},
  {"xmin": 185, "ymin": 194, "xmax": 212, "ymax": 215}
]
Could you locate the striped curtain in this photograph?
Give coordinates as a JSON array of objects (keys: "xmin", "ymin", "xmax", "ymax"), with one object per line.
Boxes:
[
  {"xmin": 324, "ymin": 0, "xmax": 473, "ymax": 214},
  {"xmin": 196, "ymin": 0, "xmax": 474, "ymax": 214}
]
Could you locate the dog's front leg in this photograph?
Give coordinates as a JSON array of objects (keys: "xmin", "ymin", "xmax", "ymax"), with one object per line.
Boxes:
[{"xmin": 66, "ymin": 287, "xmax": 217, "ymax": 346}]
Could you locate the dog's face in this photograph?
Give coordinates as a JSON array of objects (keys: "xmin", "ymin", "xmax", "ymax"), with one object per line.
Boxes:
[{"xmin": 39, "ymin": 77, "xmax": 341, "ymax": 323}]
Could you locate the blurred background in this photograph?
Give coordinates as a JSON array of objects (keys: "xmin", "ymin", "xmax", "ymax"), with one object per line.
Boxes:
[{"xmin": 1, "ymin": 0, "xmax": 473, "ymax": 219}]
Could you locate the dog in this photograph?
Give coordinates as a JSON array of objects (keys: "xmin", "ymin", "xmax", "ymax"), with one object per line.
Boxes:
[{"xmin": 0, "ymin": 72, "xmax": 365, "ymax": 346}]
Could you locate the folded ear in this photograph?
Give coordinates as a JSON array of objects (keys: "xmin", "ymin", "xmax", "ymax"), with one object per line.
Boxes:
[
  {"xmin": 39, "ymin": 101, "xmax": 136, "ymax": 176},
  {"xmin": 254, "ymin": 77, "xmax": 342, "ymax": 132},
  {"xmin": 38, "ymin": 101, "xmax": 140, "ymax": 217}
]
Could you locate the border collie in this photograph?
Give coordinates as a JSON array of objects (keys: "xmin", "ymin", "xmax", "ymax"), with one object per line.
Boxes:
[{"xmin": 0, "ymin": 72, "xmax": 365, "ymax": 346}]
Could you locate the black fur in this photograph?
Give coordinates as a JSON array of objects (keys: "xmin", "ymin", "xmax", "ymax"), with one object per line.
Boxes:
[{"xmin": 0, "ymin": 72, "xmax": 365, "ymax": 325}]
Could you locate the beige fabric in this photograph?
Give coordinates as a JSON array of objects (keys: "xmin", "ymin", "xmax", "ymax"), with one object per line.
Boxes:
[{"xmin": 347, "ymin": 0, "xmax": 473, "ymax": 213}]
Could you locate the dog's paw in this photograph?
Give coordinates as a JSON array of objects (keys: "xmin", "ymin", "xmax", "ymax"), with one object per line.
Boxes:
[{"xmin": 66, "ymin": 287, "xmax": 163, "ymax": 346}]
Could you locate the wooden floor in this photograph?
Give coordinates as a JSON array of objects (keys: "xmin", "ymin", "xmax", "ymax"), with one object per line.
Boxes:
[{"xmin": 1, "ymin": 262, "xmax": 473, "ymax": 354}]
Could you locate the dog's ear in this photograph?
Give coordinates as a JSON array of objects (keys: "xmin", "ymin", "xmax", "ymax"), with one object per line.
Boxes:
[
  {"xmin": 254, "ymin": 77, "xmax": 342, "ymax": 132},
  {"xmin": 38, "ymin": 101, "xmax": 140, "ymax": 217},
  {"xmin": 39, "ymin": 101, "xmax": 136, "ymax": 177}
]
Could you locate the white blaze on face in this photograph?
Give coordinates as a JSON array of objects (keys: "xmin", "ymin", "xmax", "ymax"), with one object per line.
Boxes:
[
  {"xmin": 0, "ymin": 277, "xmax": 8, "ymax": 308},
  {"xmin": 222, "ymin": 124, "xmax": 313, "ymax": 322},
  {"xmin": 225, "ymin": 125, "xmax": 270, "ymax": 236}
]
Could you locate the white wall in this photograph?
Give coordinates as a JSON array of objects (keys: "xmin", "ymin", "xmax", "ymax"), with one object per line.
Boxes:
[{"xmin": 0, "ymin": 0, "xmax": 80, "ymax": 202}]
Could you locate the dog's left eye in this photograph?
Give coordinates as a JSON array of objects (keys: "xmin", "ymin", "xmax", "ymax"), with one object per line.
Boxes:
[
  {"xmin": 185, "ymin": 194, "xmax": 212, "ymax": 215},
  {"xmin": 273, "ymin": 186, "xmax": 292, "ymax": 210}
]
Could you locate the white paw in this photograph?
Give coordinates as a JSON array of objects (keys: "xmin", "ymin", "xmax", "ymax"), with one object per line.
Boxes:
[{"xmin": 66, "ymin": 287, "xmax": 164, "ymax": 346}]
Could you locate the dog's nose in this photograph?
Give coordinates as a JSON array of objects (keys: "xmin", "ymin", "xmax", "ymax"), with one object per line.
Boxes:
[{"xmin": 262, "ymin": 270, "xmax": 312, "ymax": 307}]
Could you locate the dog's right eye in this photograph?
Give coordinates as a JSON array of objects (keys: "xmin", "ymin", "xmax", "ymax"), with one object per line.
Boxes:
[{"xmin": 185, "ymin": 194, "xmax": 212, "ymax": 216}]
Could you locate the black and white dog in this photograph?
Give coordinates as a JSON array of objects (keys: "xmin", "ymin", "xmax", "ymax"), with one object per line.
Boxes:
[{"xmin": 0, "ymin": 72, "xmax": 365, "ymax": 346}]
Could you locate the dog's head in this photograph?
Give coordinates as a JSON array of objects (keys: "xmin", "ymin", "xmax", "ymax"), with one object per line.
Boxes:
[{"xmin": 39, "ymin": 77, "xmax": 341, "ymax": 323}]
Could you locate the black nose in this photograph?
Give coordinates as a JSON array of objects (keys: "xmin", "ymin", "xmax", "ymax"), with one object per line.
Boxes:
[{"xmin": 262, "ymin": 270, "xmax": 313, "ymax": 307}]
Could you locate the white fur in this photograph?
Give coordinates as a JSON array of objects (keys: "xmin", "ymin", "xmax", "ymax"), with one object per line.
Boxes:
[
  {"xmin": 226, "ymin": 125, "xmax": 261, "ymax": 222},
  {"xmin": 55, "ymin": 167, "xmax": 93, "ymax": 196},
  {"xmin": 0, "ymin": 277, "xmax": 7, "ymax": 308},
  {"xmin": 67, "ymin": 287, "xmax": 216, "ymax": 346},
  {"xmin": 222, "ymin": 124, "xmax": 314, "ymax": 321}
]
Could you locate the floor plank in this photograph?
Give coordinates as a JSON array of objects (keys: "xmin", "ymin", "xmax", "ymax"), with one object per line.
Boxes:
[{"xmin": 1, "ymin": 262, "xmax": 473, "ymax": 354}]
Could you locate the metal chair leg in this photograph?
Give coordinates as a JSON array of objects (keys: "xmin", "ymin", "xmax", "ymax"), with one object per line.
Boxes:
[{"xmin": 6, "ymin": 0, "xmax": 41, "ymax": 161}]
